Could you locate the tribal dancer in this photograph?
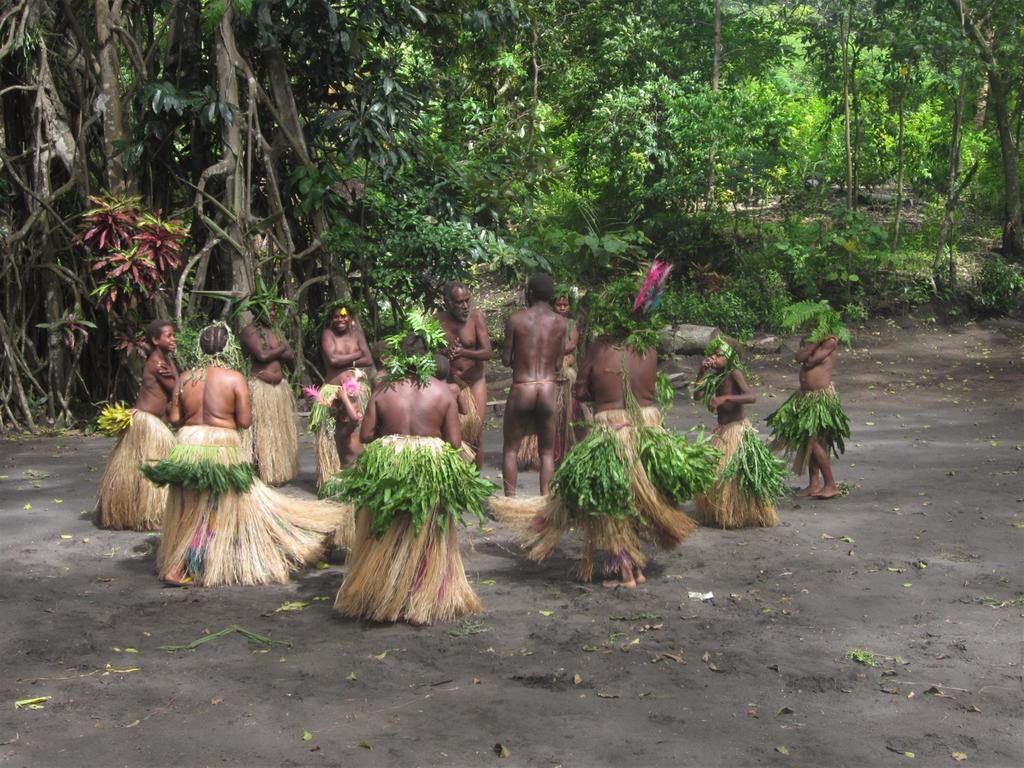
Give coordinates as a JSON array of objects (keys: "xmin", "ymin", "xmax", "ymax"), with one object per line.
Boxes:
[
  {"xmin": 311, "ymin": 302, "xmax": 373, "ymax": 486},
  {"xmin": 501, "ymin": 273, "xmax": 568, "ymax": 496},
  {"xmin": 492, "ymin": 267, "xmax": 719, "ymax": 588},
  {"xmin": 517, "ymin": 283, "xmax": 581, "ymax": 472},
  {"xmin": 321, "ymin": 310, "xmax": 494, "ymax": 624},
  {"xmin": 766, "ymin": 300, "xmax": 852, "ymax": 500},
  {"xmin": 238, "ymin": 286, "xmax": 299, "ymax": 485},
  {"xmin": 692, "ymin": 336, "xmax": 786, "ymax": 528},
  {"xmin": 144, "ymin": 324, "xmax": 350, "ymax": 586},
  {"xmin": 437, "ymin": 281, "xmax": 492, "ymax": 472},
  {"xmin": 96, "ymin": 320, "xmax": 178, "ymax": 531}
]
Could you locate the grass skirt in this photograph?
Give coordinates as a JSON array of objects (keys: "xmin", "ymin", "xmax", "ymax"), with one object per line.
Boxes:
[
  {"xmin": 145, "ymin": 426, "xmax": 351, "ymax": 586},
  {"xmin": 766, "ymin": 384, "xmax": 851, "ymax": 474},
  {"xmin": 311, "ymin": 374, "xmax": 371, "ymax": 486},
  {"xmin": 97, "ymin": 410, "xmax": 176, "ymax": 531},
  {"xmin": 517, "ymin": 364, "xmax": 578, "ymax": 470},
  {"xmin": 323, "ymin": 436, "xmax": 494, "ymax": 624},
  {"xmin": 242, "ymin": 378, "xmax": 299, "ymax": 486},
  {"xmin": 695, "ymin": 420, "xmax": 784, "ymax": 529},
  {"xmin": 455, "ymin": 378, "xmax": 483, "ymax": 447},
  {"xmin": 492, "ymin": 407, "xmax": 716, "ymax": 582}
]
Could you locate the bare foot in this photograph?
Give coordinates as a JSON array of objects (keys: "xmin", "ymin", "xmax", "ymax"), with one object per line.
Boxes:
[
  {"xmin": 619, "ymin": 574, "xmax": 638, "ymax": 588},
  {"xmin": 162, "ymin": 570, "xmax": 191, "ymax": 587},
  {"xmin": 796, "ymin": 484, "xmax": 821, "ymax": 497},
  {"xmin": 602, "ymin": 579, "xmax": 621, "ymax": 589},
  {"xmin": 813, "ymin": 485, "xmax": 841, "ymax": 499},
  {"xmin": 634, "ymin": 568, "xmax": 646, "ymax": 584}
]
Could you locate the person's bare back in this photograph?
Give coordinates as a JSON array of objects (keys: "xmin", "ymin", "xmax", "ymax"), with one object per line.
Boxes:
[
  {"xmin": 177, "ymin": 367, "xmax": 252, "ymax": 430},
  {"xmin": 360, "ymin": 378, "xmax": 461, "ymax": 447},
  {"xmin": 501, "ymin": 276, "xmax": 566, "ymax": 496},
  {"xmin": 577, "ymin": 341, "xmax": 657, "ymax": 413}
]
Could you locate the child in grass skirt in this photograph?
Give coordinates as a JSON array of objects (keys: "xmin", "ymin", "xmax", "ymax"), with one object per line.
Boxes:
[
  {"xmin": 766, "ymin": 301, "xmax": 852, "ymax": 500},
  {"xmin": 321, "ymin": 310, "xmax": 495, "ymax": 624},
  {"xmin": 492, "ymin": 268, "xmax": 719, "ymax": 587},
  {"xmin": 144, "ymin": 324, "xmax": 350, "ymax": 586},
  {"xmin": 692, "ymin": 337, "xmax": 786, "ymax": 528},
  {"xmin": 97, "ymin": 320, "xmax": 178, "ymax": 531}
]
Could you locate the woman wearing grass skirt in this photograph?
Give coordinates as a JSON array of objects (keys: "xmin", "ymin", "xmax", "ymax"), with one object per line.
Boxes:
[
  {"xmin": 766, "ymin": 301, "xmax": 852, "ymax": 500},
  {"xmin": 692, "ymin": 337, "xmax": 786, "ymax": 528},
  {"xmin": 492, "ymin": 268, "xmax": 719, "ymax": 588},
  {"xmin": 144, "ymin": 324, "xmax": 350, "ymax": 587},
  {"xmin": 97, "ymin": 320, "xmax": 179, "ymax": 531},
  {"xmin": 238, "ymin": 294, "xmax": 299, "ymax": 486},
  {"xmin": 321, "ymin": 311, "xmax": 494, "ymax": 625}
]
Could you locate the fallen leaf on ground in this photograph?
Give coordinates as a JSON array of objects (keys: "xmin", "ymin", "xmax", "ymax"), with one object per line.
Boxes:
[
  {"xmin": 372, "ymin": 650, "xmax": 388, "ymax": 660},
  {"xmin": 538, "ymin": 610, "xmax": 554, "ymax": 617},
  {"xmin": 493, "ymin": 743, "xmax": 510, "ymax": 758},
  {"xmin": 951, "ymin": 751, "xmax": 967, "ymax": 761},
  {"xmin": 596, "ymin": 692, "xmax": 619, "ymax": 699},
  {"xmin": 573, "ymin": 674, "xmax": 583, "ymax": 685},
  {"xmin": 777, "ymin": 707, "xmax": 795, "ymax": 715},
  {"xmin": 346, "ymin": 672, "xmax": 357, "ymax": 681},
  {"xmin": 302, "ymin": 730, "xmax": 313, "ymax": 741},
  {"xmin": 775, "ymin": 745, "xmax": 790, "ymax": 755},
  {"xmin": 358, "ymin": 741, "xmax": 372, "ymax": 750},
  {"xmin": 14, "ymin": 696, "xmax": 50, "ymax": 710},
  {"xmin": 269, "ymin": 600, "xmax": 310, "ymax": 614}
]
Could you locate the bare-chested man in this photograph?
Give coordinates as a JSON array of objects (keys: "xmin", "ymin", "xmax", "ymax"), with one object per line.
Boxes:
[
  {"xmin": 437, "ymin": 282, "xmax": 492, "ymax": 471},
  {"xmin": 316, "ymin": 304, "xmax": 373, "ymax": 479},
  {"xmin": 324, "ymin": 319, "xmax": 493, "ymax": 625},
  {"xmin": 239, "ymin": 305, "xmax": 298, "ymax": 484},
  {"xmin": 150, "ymin": 324, "xmax": 344, "ymax": 586},
  {"xmin": 767, "ymin": 331, "xmax": 851, "ymax": 500},
  {"xmin": 97, "ymin": 319, "xmax": 179, "ymax": 531},
  {"xmin": 501, "ymin": 274, "xmax": 567, "ymax": 496}
]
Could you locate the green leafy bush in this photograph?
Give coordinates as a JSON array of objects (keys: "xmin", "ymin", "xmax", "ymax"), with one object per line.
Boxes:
[{"xmin": 970, "ymin": 256, "xmax": 1024, "ymax": 316}]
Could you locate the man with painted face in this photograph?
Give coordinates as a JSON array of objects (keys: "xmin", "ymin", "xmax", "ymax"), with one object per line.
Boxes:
[
  {"xmin": 97, "ymin": 319, "xmax": 179, "ymax": 531},
  {"xmin": 310, "ymin": 303, "xmax": 374, "ymax": 485},
  {"xmin": 437, "ymin": 281, "xmax": 492, "ymax": 471}
]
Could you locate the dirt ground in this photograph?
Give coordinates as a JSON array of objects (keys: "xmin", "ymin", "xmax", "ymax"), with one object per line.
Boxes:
[{"xmin": 1, "ymin": 318, "xmax": 1021, "ymax": 768}]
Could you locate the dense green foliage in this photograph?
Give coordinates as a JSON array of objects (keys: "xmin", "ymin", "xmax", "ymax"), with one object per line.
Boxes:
[{"xmin": 0, "ymin": 0, "xmax": 1021, "ymax": 427}]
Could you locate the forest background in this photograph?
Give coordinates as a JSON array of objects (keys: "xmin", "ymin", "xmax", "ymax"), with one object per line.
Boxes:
[{"xmin": 0, "ymin": 0, "xmax": 1021, "ymax": 430}]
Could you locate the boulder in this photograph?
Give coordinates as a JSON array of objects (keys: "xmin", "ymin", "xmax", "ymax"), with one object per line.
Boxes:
[
  {"xmin": 748, "ymin": 335, "xmax": 783, "ymax": 353},
  {"xmin": 658, "ymin": 324, "xmax": 720, "ymax": 355}
]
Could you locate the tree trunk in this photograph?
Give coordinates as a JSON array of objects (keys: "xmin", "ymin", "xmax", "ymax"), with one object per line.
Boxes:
[
  {"xmin": 94, "ymin": 0, "xmax": 132, "ymax": 194},
  {"xmin": 934, "ymin": 70, "xmax": 968, "ymax": 294},
  {"xmin": 215, "ymin": 4, "xmax": 253, "ymax": 298},
  {"xmin": 988, "ymin": 69, "xmax": 1023, "ymax": 260},
  {"xmin": 891, "ymin": 72, "xmax": 907, "ymax": 252},
  {"xmin": 707, "ymin": 0, "xmax": 721, "ymax": 210},
  {"xmin": 841, "ymin": 2, "xmax": 854, "ymax": 209}
]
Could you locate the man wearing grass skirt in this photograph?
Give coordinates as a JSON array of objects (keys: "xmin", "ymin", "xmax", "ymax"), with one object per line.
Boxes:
[
  {"xmin": 320, "ymin": 310, "xmax": 494, "ymax": 625},
  {"xmin": 692, "ymin": 336, "xmax": 787, "ymax": 528},
  {"xmin": 311, "ymin": 303, "xmax": 374, "ymax": 486},
  {"xmin": 96, "ymin": 319, "xmax": 179, "ymax": 531},
  {"xmin": 766, "ymin": 301, "xmax": 852, "ymax": 500},
  {"xmin": 491, "ymin": 265, "xmax": 720, "ymax": 589},
  {"xmin": 238, "ymin": 297, "xmax": 299, "ymax": 485},
  {"xmin": 143, "ymin": 324, "xmax": 350, "ymax": 587}
]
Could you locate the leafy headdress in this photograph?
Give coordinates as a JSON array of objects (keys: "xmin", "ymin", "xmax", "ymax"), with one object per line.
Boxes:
[
  {"xmin": 192, "ymin": 321, "xmax": 243, "ymax": 370},
  {"xmin": 781, "ymin": 300, "xmax": 852, "ymax": 345},
  {"xmin": 233, "ymin": 276, "xmax": 294, "ymax": 327},
  {"xmin": 589, "ymin": 261, "xmax": 673, "ymax": 352},
  {"xmin": 382, "ymin": 309, "xmax": 448, "ymax": 385},
  {"xmin": 693, "ymin": 335, "xmax": 747, "ymax": 408},
  {"xmin": 324, "ymin": 298, "xmax": 364, "ymax": 327}
]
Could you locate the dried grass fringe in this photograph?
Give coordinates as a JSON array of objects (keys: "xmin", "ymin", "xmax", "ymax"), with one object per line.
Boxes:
[
  {"xmin": 456, "ymin": 379, "xmax": 483, "ymax": 447},
  {"xmin": 695, "ymin": 419, "xmax": 779, "ymax": 529},
  {"xmin": 157, "ymin": 426, "xmax": 352, "ymax": 586},
  {"xmin": 493, "ymin": 406, "xmax": 695, "ymax": 581},
  {"xmin": 97, "ymin": 410, "xmax": 176, "ymax": 531},
  {"xmin": 336, "ymin": 436, "xmax": 482, "ymax": 624},
  {"xmin": 242, "ymin": 378, "xmax": 299, "ymax": 485}
]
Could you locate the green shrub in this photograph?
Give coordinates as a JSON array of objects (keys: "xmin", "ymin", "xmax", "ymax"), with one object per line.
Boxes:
[
  {"xmin": 662, "ymin": 285, "xmax": 757, "ymax": 340},
  {"xmin": 970, "ymin": 255, "xmax": 1024, "ymax": 316}
]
